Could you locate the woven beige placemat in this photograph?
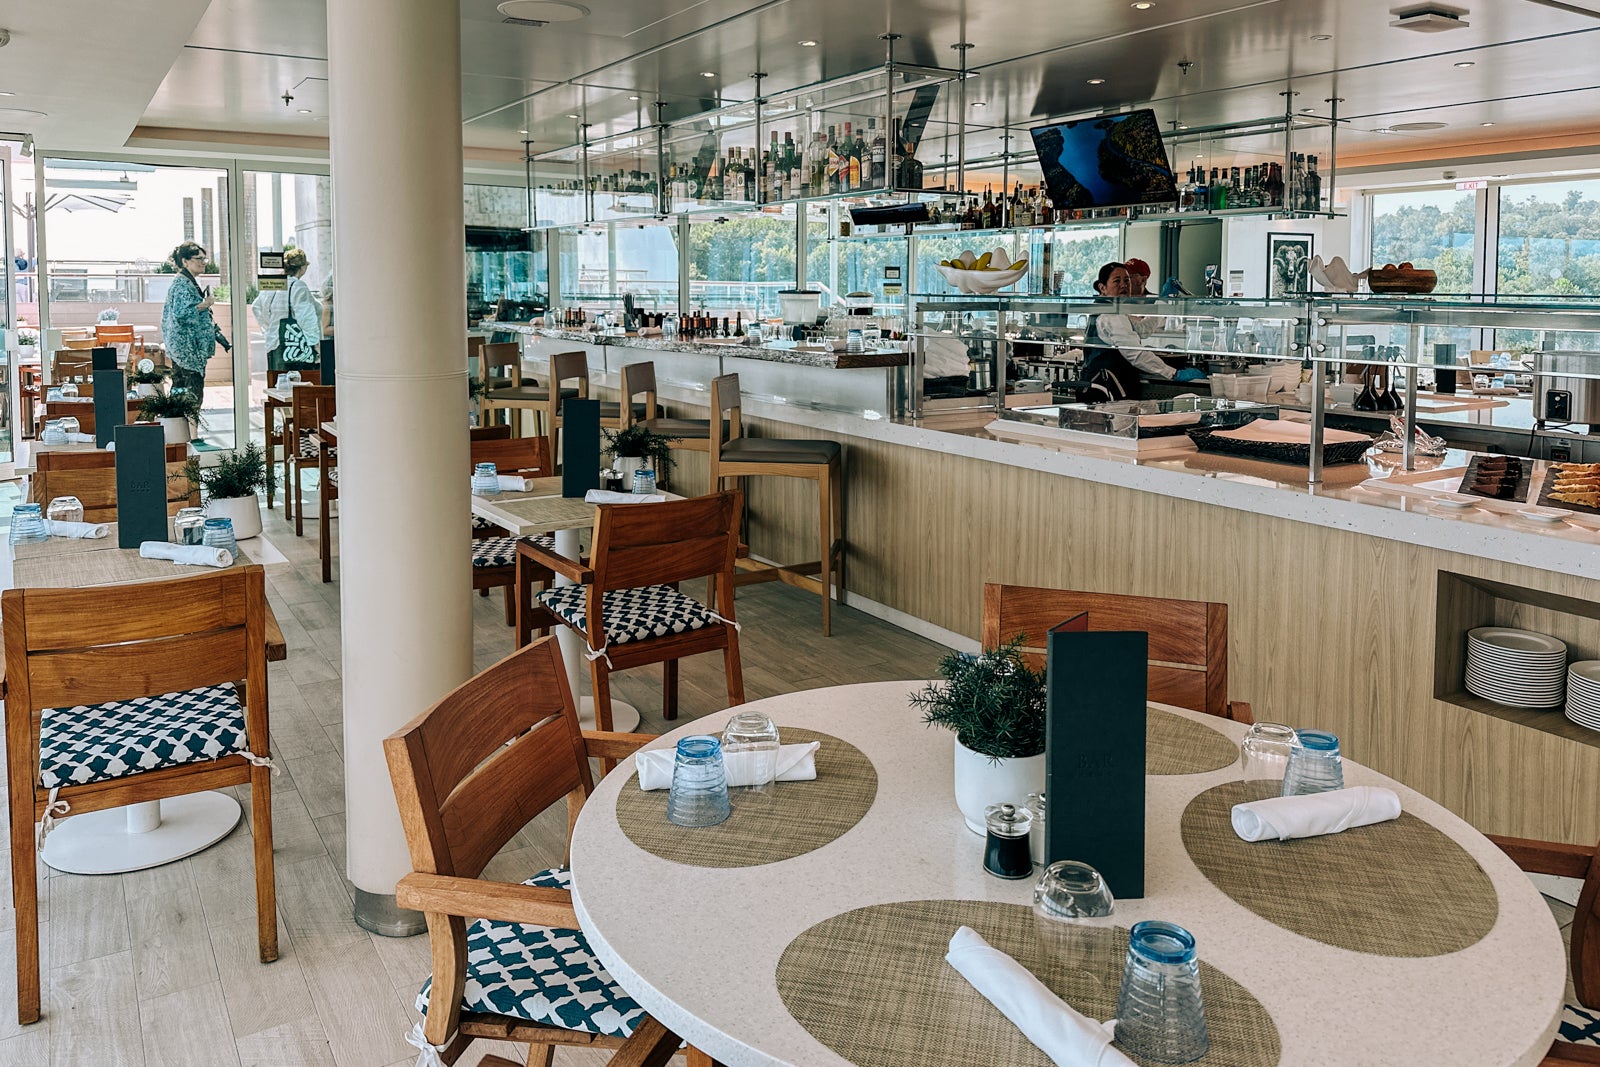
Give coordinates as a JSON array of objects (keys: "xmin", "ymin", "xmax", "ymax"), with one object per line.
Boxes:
[
  {"xmin": 1180, "ymin": 780, "xmax": 1498, "ymax": 957},
  {"xmin": 13, "ymin": 549, "xmax": 224, "ymax": 590},
  {"xmin": 615, "ymin": 727, "xmax": 876, "ymax": 868},
  {"xmin": 777, "ymin": 899, "xmax": 1280, "ymax": 1067},
  {"xmin": 1146, "ymin": 706, "xmax": 1239, "ymax": 775}
]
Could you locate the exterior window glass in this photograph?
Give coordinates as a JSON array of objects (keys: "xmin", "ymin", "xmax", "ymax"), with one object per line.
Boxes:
[{"xmin": 1368, "ymin": 189, "xmax": 1475, "ymax": 293}]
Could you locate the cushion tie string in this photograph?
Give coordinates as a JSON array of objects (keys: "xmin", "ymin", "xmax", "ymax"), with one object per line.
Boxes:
[
  {"xmin": 704, "ymin": 608, "xmax": 741, "ymax": 633},
  {"xmin": 583, "ymin": 641, "xmax": 614, "ymax": 669},
  {"xmin": 240, "ymin": 750, "xmax": 282, "ymax": 775},
  {"xmin": 405, "ymin": 1022, "xmax": 450, "ymax": 1067},
  {"xmin": 36, "ymin": 786, "xmax": 70, "ymax": 852}
]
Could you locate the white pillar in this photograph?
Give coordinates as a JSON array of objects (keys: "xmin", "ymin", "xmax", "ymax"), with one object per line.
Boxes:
[{"xmin": 327, "ymin": 0, "xmax": 471, "ymax": 935}]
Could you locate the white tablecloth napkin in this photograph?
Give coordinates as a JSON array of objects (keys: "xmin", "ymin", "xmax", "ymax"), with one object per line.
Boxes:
[
  {"xmin": 139, "ymin": 541, "xmax": 233, "ymax": 568},
  {"xmin": 635, "ymin": 741, "xmax": 819, "ymax": 791},
  {"xmin": 46, "ymin": 520, "xmax": 109, "ymax": 539},
  {"xmin": 1231, "ymin": 786, "xmax": 1402, "ymax": 842},
  {"xmin": 497, "ymin": 474, "xmax": 529, "ymax": 491},
  {"xmin": 946, "ymin": 927, "xmax": 1135, "ymax": 1067},
  {"xmin": 63, "ymin": 432, "xmax": 95, "ymax": 444},
  {"xmin": 585, "ymin": 489, "xmax": 666, "ymax": 505}
]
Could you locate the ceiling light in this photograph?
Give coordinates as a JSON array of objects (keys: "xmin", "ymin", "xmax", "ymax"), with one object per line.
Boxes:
[
  {"xmin": 1374, "ymin": 127, "xmax": 1396, "ymax": 134},
  {"xmin": 0, "ymin": 91, "xmax": 13, "ymax": 97},
  {"xmin": 1087, "ymin": 78, "xmax": 1106, "ymax": 85},
  {"xmin": 971, "ymin": 101, "xmax": 987, "ymax": 109},
  {"xmin": 1481, "ymin": 121, "xmax": 1496, "ymax": 127},
  {"xmin": 297, "ymin": 108, "xmax": 313, "ymax": 114},
  {"xmin": 629, "ymin": 95, "xmax": 640, "ymax": 100},
  {"xmin": 798, "ymin": 39, "xmax": 817, "ymax": 46},
  {"xmin": 1300, "ymin": 107, "xmax": 1315, "ymax": 113},
  {"xmin": 518, "ymin": 128, "xmax": 528, "ymax": 133},
  {"xmin": 1310, "ymin": 33, "xmax": 1333, "ymax": 41},
  {"xmin": 700, "ymin": 71, "xmax": 716, "ymax": 78},
  {"xmin": 1454, "ymin": 60, "xmax": 1476, "ymax": 68},
  {"xmin": 1131, "ymin": 1, "xmax": 1154, "ymax": 8},
  {"xmin": 1177, "ymin": 124, "xmax": 1188, "ymax": 130},
  {"xmin": 567, "ymin": 113, "xmax": 578, "ymax": 118},
  {"xmin": 497, "ymin": 0, "xmax": 589, "ymax": 23}
]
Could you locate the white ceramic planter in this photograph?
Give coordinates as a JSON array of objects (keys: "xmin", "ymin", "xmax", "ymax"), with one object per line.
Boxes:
[
  {"xmin": 135, "ymin": 383, "xmax": 158, "ymax": 397},
  {"xmin": 613, "ymin": 455, "xmax": 648, "ymax": 482},
  {"xmin": 206, "ymin": 494, "xmax": 262, "ymax": 540},
  {"xmin": 952, "ymin": 737, "xmax": 1046, "ymax": 835},
  {"xmin": 159, "ymin": 417, "xmax": 192, "ymax": 445}
]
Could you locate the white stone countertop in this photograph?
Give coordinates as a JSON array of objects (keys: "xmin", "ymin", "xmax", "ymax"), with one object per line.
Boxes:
[
  {"xmin": 570, "ymin": 683, "xmax": 1566, "ymax": 1067},
  {"xmin": 486, "ymin": 322, "xmax": 909, "ymax": 369}
]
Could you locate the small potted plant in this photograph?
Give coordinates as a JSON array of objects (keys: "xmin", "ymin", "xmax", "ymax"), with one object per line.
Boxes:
[
  {"xmin": 604, "ymin": 423, "xmax": 677, "ymax": 485},
  {"xmin": 911, "ymin": 637, "xmax": 1048, "ymax": 835},
  {"xmin": 16, "ymin": 327, "xmax": 39, "ymax": 357},
  {"xmin": 129, "ymin": 362, "xmax": 171, "ymax": 398},
  {"xmin": 138, "ymin": 388, "xmax": 203, "ymax": 445},
  {"xmin": 182, "ymin": 442, "xmax": 274, "ymax": 540}
]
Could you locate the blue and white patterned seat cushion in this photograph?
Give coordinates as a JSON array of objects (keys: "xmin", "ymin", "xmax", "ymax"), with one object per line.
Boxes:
[
  {"xmin": 298, "ymin": 430, "xmax": 333, "ymax": 460},
  {"xmin": 471, "ymin": 514, "xmax": 501, "ymax": 534},
  {"xmin": 471, "ymin": 534, "xmax": 555, "ymax": 569},
  {"xmin": 416, "ymin": 867, "xmax": 644, "ymax": 1038},
  {"xmin": 534, "ymin": 583, "xmax": 723, "ymax": 646},
  {"xmin": 38, "ymin": 683, "xmax": 247, "ymax": 789},
  {"xmin": 1564, "ymin": 1002, "xmax": 1600, "ymax": 1046}
]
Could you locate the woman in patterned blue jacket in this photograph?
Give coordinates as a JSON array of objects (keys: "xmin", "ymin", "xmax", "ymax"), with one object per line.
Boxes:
[{"xmin": 159, "ymin": 241, "xmax": 222, "ymax": 400}]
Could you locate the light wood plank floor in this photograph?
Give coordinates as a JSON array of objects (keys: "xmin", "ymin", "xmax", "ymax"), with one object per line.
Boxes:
[{"xmin": 0, "ymin": 501, "xmax": 951, "ymax": 1067}]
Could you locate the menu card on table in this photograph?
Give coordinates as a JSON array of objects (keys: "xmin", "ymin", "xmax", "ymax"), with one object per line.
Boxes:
[
  {"xmin": 562, "ymin": 397, "xmax": 601, "ymax": 498},
  {"xmin": 1045, "ymin": 615, "xmax": 1148, "ymax": 899},
  {"xmin": 93, "ymin": 369, "xmax": 128, "ymax": 448},
  {"xmin": 114, "ymin": 422, "xmax": 170, "ymax": 549}
]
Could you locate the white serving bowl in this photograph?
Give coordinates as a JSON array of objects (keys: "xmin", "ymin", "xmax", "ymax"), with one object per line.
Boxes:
[{"xmin": 936, "ymin": 264, "xmax": 1029, "ymax": 295}]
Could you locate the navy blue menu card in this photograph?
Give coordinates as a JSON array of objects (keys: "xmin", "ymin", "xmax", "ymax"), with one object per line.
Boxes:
[
  {"xmin": 114, "ymin": 423, "xmax": 170, "ymax": 548},
  {"xmin": 1045, "ymin": 614, "xmax": 1149, "ymax": 899},
  {"xmin": 561, "ymin": 397, "xmax": 601, "ymax": 498},
  {"xmin": 93, "ymin": 369, "xmax": 128, "ymax": 448},
  {"xmin": 90, "ymin": 346, "xmax": 118, "ymax": 372}
]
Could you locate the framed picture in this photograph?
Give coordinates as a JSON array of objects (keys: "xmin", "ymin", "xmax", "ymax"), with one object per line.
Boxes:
[{"xmin": 1267, "ymin": 232, "xmax": 1313, "ymax": 298}]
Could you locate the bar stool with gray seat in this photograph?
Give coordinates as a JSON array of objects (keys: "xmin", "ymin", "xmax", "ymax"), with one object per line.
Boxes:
[
  {"xmin": 620, "ymin": 360, "xmax": 710, "ymax": 458},
  {"xmin": 708, "ymin": 372, "xmax": 843, "ymax": 636},
  {"xmin": 478, "ymin": 340, "xmax": 552, "ymax": 436},
  {"xmin": 544, "ymin": 350, "xmax": 634, "ymax": 471}
]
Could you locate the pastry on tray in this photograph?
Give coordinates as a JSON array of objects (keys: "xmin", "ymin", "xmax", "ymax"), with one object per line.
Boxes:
[{"xmin": 1552, "ymin": 490, "xmax": 1600, "ymax": 508}]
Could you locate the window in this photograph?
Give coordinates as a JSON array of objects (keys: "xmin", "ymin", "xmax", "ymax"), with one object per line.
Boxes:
[
  {"xmin": 1496, "ymin": 179, "xmax": 1600, "ymax": 297},
  {"xmin": 1369, "ymin": 190, "xmax": 1475, "ymax": 293},
  {"xmin": 687, "ymin": 213, "xmax": 794, "ymax": 319}
]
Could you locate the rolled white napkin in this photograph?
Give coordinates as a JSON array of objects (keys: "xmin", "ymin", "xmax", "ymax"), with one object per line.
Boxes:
[
  {"xmin": 635, "ymin": 740, "xmax": 819, "ymax": 791},
  {"xmin": 46, "ymin": 520, "xmax": 109, "ymax": 539},
  {"xmin": 946, "ymin": 927, "xmax": 1135, "ymax": 1067},
  {"xmin": 104, "ymin": 442, "xmax": 115, "ymax": 451},
  {"xmin": 585, "ymin": 489, "xmax": 666, "ymax": 505},
  {"xmin": 1230, "ymin": 785, "xmax": 1402, "ymax": 842},
  {"xmin": 64, "ymin": 432, "xmax": 95, "ymax": 444},
  {"xmin": 497, "ymin": 474, "xmax": 529, "ymax": 491},
  {"xmin": 139, "ymin": 541, "xmax": 233, "ymax": 568}
]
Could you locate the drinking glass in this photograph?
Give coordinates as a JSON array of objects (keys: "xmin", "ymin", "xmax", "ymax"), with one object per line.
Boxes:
[
  {"xmin": 1281, "ymin": 729, "xmax": 1344, "ymax": 796},
  {"xmin": 40, "ymin": 420, "xmax": 66, "ymax": 446},
  {"xmin": 57, "ymin": 416, "xmax": 80, "ymax": 437},
  {"xmin": 720, "ymin": 711, "xmax": 780, "ymax": 792},
  {"xmin": 202, "ymin": 516, "xmax": 240, "ymax": 560},
  {"xmin": 46, "ymin": 496, "xmax": 84, "ymax": 526},
  {"xmin": 1114, "ymin": 920, "xmax": 1210, "ymax": 1064},
  {"xmin": 1240, "ymin": 722, "xmax": 1298, "ymax": 797},
  {"xmin": 631, "ymin": 468, "xmax": 657, "ymax": 495},
  {"xmin": 9, "ymin": 503, "xmax": 48, "ymax": 545},
  {"xmin": 59, "ymin": 382, "xmax": 79, "ymax": 400},
  {"xmin": 173, "ymin": 506, "xmax": 207, "ymax": 545},
  {"xmin": 665, "ymin": 736, "xmax": 731, "ymax": 827},
  {"xmin": 282, "ymin": 369, "xmax": 302, "ymax": 384},
  {"xmin": 1033, "ymin": 860, "xmax": 1115, "ymax": 923},
  {"xmin": 472, "ymin": 462, "xmax": 499, "ymax": 495}
]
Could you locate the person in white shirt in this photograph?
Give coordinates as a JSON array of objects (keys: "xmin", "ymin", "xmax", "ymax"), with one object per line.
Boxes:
[
  {"xmin": 252, "ymin": 248, "xmax": 323, "ymax": 373},
  {"xmin": 922, "ymin": 332, "xmax": 973, "ymax": 398},
  {"xmin": 1079, "ymin": 262, "xmax": 1177, "ymax": 401}
]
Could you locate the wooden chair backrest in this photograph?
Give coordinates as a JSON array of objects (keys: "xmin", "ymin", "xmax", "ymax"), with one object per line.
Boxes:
[
  {"xmin": 95, "ymin": 325, "xmax": 136, "ymax": 347},
  {"xmin": 479, "ymin": 342, "xmax": 522, "ymax": 387},
  {"xmin": 620, "ymin": 362, "xmax": 658, "ymax": 427},
  {"xmin": 60, "ymin": 338, "xmax": 97, "ymax": 351},
  {"xmin": 550, "ymin": 350, "xmax": 591, "ymax": 396},
  {"xmin": 291, "ymin": 385, "xmax": 336, "ymax": 445},
  {"xmin": 590, "ymin": 490, "xmax": 742, "ymax": 598},
  {"xmin": 470, "ymin": 425, "xmax": 513, "ymax": 442},
  {"xmin": 468, "ymin": 335, "xmax": 485, "ymax": 364},
  {"xmin": 31, "ymin": 443, "xmax": 196, "ymax": 521},
  {"xmin": 470, "ymin": 436, "xmax": 551, "ymax": 477},
  {"xmin": 1578, "ymin": 850, "xmax": 1600, "ymax": 1007},
  {"xmin": 708, "ymin": 373, "xmax": 745, "ymax": 467},
  {"xmin": 266, "ymin": 369, "xmax": 322, "ymax": 389},
  {"xmin": 383, "ymin": 636, "xmax": 592, "ymax": 880},
  {"xmin": 51, "ymin": 351, "xmax": 93, "ymax": 382},
  {"xmin": 981, "ymin": 583, "xmax": 1231, "ymax": 719},
  {"xmin": 2, "ymin": 567, "xmax": 268, "ymax": 789}
]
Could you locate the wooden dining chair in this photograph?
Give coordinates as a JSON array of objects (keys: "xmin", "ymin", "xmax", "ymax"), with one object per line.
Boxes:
[
  {"xmin": 478, "ymin": 341, "xmax": 549, "ymax": 435},
  {"xmin": 620, "ymin": 361, "xmax": 710, "ymax": 458},
  {"xmin": 316, "ymin": 395, "xmax": 340, "ymax": 584},
  {"xmin": 708, "ymin": 373, "xmax": 844, "ymax": 636},
  {"xmin": 49, "ymin": 350, "xmax": 93, "ymax": 386},
  {"xmin": 95, "ymin": 324, "xmax": 138, "ymax": 358},
  {"xmin": 1484, "ymin": 834, "xmax": 1600, "ymax": 1063},
  {"xmin": 288, "ymin": 384, "xmax": 336, "ymax": 537},
  {"xmin": 265, "ymin": 368, "xmax": 322, "ymax": 516},
  {"xmin": 59, "ymin": 337, "xmax": 97, "ymax": 352},
  {"xmin": 466, "ymin": 435, "xmax": 555, "ymax": 621},
  {"xmin": 4, "ymin": 566, "xmax": 278, "ymax": 1025},
  {"xmin": 383, "ymin": 635, "xmax": 685, "ymax": 1067},
  {"xmin": 518, "ymin": 491, "xmax": 745, "ymax": 729},
  {"xmin": 980, "ymin": 584, "xmax": 1254, "ymax": 723},
  {"xmin": 30, "ymin": 443, "xmax": 196, "ymax": 524}
]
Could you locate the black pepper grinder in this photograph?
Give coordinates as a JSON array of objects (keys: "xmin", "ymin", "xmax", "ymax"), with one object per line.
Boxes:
[{"xmin": 982, "ymin": 803, "xmax": 1034, "ymax": 880}]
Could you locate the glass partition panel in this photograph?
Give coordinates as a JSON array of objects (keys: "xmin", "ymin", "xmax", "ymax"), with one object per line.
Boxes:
[{"xmin": 1496, "ymin": 178, "xmax": 1600, "ymax": 298}]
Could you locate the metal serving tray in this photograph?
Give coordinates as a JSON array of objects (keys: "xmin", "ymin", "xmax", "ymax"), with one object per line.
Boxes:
[{"xmin": 999, "ymin": 398, "xmax": 1279, "ymax": 441}]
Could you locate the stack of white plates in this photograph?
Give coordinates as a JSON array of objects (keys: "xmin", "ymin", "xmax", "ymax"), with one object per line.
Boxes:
[
  {"xmin": 1465, "ymin": 627, "xmax": 1567, "ymax": 709},
  {"xmin": 1566, "ymin": 662, "xmax": 1600, "ymax": 732}
]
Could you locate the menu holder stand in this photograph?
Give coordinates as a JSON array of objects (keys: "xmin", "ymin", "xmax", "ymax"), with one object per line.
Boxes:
[
  {"xmin": 1044, "ymin": 614, "xmax": 1149, "ymax": 899},
  {"xmin": 562, "ymin": 397, "xmax": 601, "ymax": 499},
  {"xmin": 90, "ymin": 345, "xmax": 119, "ymax": 372},
  {"xmin": 114, "ymin": 422, "xmax": 170, "ymax": 549},
  {"xmin": 93, "ymin": 368, "xmax": 128, "ymax": 448}
]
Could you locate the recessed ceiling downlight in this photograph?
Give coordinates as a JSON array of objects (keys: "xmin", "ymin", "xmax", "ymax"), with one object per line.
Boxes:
[
  {"xmin": 0, "ymin": 107, "xmax": 45, "ymax": 120},
  {"xmin": 497, "ymin": 0, "xmax": 589, "ymax": 24},
  {"xmin": 1391, "ymin": 120, "xmax": 1449, "ymax": 130}
]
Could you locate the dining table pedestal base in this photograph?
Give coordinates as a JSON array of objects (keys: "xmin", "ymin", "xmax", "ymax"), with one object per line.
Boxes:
[{"xmin": 40, "ymin": 792, "xmax": 242, "ymax": 875}]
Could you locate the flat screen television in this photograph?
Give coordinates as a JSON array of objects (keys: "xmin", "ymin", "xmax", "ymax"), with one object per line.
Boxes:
[{"xmin": 1030, "ymin": 109, "xmax": 1178, "ymax": 210}]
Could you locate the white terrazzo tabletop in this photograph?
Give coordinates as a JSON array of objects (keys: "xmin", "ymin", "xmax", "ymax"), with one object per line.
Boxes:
[{"xmin": 569, "ymin": 681, "xmax": 1566, "ymax": 1067}]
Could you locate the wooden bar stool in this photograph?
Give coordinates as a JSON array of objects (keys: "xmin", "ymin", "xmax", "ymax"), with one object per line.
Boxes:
[
  {"xmin": 544, "ymin": 351, "xmax": 628, "ymax": 471},
  {"xmin": 620, "ymin": 360, "xmax": 710, "ymax": 452},
  {"xmin": 709, "ymin": 373, "xmax": 843, "ymax": 636},
  {"xmin": 265, "ymin": 368, "xmax": 322, "ymax": 518},
  {"xmin": 478, "ymin": 340, "xmax": 549, "ymax": 435}
]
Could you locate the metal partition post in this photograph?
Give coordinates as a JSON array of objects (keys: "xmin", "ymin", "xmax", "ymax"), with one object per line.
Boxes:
[
  {"xmin": 653, "ymin": 101, "xmax": 669, "ymax": 218},
  {"xmin": 1324, "ymin": 98, "xmax": 1342, "ymax": 211},
  {"xmin": 1403, "ymin": 321, "xmax": 1420, "ymax": 470},
  {"xmin": 1281, "ymin": 91, "xmax": 1296, "ymax": 210},
  {"xmin": 676, "ymin": 214, "xmax": 691, "ymax": 316},
  {"xmin": 883, "ymin": 33, "xmax": 900, "ymax": 192},
  {"xmin": 795, "ymin": 208, "xmax": 808, "ymax": 292},
  {"xmin": 1308, "ymin": 313, "xmax": 1326, "ymax": 484},
  {"xmin": 952, "ymin": 43, "xmax": 973, "ymax": 197},
  {"xmin": 580, "ymin": 124, "xmax": 593, "ymax": 223},
  {"xmin": 751, "ymin": 72, "xmax": 766, "ymax": 205}
]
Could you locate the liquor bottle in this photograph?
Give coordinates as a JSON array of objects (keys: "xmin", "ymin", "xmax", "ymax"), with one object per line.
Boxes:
[
  {"xmin": 1209, "ymin": 167, "xmax": 1227, "ymax": 210},
  {"xmin": 891, "ymin": 119, "xmax": 906, "ymax": 186},
  {"xmin": 869, "ymin": 118, "xmax": 886, "ymax": 187},
  {"xmin": 1014, "ymin": 182, "xmax": 1034, "ymax": 228},
  {"xmin": 763, "ymin": 131, "xmax": 778, "ymax": 202},
  {"xmin": 786, "ymin": 133, "xmax": 803, "ymax": 200},
  {"xmin": 1230, "ymin": 166, "xmax": 1242, "ymax": 206},
  {"xmin": 847, "ymin": 126, "xmax": 863, "ymax": 191},
  {"xmin": 898, "ymin": 135, "xmax": 923, "ymax": 190},
  {"xmin": 1264, "ymin": 162, "xmax": 1283, "ymax": 207},
  {"xmin": 734, "ymin": 310, "xmax": 743, "ymax": 337},
  {"xmin": 704, "ymin": 153, "xmax": 720, "ymax": 201},
  {"xmin": 1193, "ymin": 168, "xmax": 1209, "ymax": 212},
  {"xmin": 1305, "ymin": 155, "xmax": 1322, "ymax": 212}
]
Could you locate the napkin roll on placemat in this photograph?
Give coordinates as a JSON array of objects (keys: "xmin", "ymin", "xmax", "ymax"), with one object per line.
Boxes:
[
  {"xmin": 497, "ymin": 474, "xmax": 529, "ymax": 491},
  {"xmin": 635, "ymin": 741, "xmax": 820, "ymax": 791},
  {"xmin": 139, "ymin": 541, "xmax": 234, "ymax": 569},
  {"xmin": 45, "ymin": 520, "xmax": 109, "ymax": 539},
  {"xmin": 946, "ymin": 926, "xmax": 1136, "ymax": 1067},
  {"xmin": 1230, "ymin": 786, "xmax": 1402, "ymax": 842},
  {"xmin": 63, "ymin": 432, "xmax": 96, "ymax": 444},
  {"xmin": 585, "ymin": 489, "xmax": 667, "ymax": 505}
]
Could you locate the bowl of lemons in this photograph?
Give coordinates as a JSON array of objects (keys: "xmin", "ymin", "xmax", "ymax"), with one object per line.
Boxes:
[{"xmin": 935, "ymin": 248, "xmax": 1030, "ymax": 294}]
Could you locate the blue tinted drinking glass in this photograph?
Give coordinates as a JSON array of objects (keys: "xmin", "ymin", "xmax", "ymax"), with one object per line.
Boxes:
[
  {"xmin": 472, "ymin": 462, "xmax": 499, "ymax": 495},
  {"xmin": 9, "ymin": 503, "xmax": 48, "ymax": 546},
  {"xmin": 1281, "ymin": 729, "xmax": 1344, "ymax": 796},
  {"xmin": 665, "ymin": 735, "xmax": 731, "ymax": 827},
  {"xmin": 202, "ymin": 516, "xmax": 240, "ymax": 560},
  {"xmin": 1114, "ymin": 920, "xmax": 1210, "ymax": 1064},
  {"xmin": 40, "ymin": 420, "xmax": 66, "ymax": 446}
]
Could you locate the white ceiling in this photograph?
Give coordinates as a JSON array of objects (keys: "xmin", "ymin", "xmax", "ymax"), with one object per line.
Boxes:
[{"xmin": 12, "ymin": 0, "xmax": 1600, "ymax": 171}]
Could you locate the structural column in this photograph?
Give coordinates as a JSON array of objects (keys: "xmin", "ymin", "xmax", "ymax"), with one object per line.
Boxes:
[{"xmin": 326, "ymin": 0, "xmax": 471, "ymax": 934}]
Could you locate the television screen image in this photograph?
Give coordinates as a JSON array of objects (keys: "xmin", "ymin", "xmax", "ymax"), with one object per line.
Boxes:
[{"xmin": 1030, "ymin": 110, "xmax": 1178, "ymax": 210}]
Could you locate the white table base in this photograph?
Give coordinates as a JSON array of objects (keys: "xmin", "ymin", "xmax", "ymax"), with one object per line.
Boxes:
[
  {"xmin": 41, "ymin": 792, "xmax": 242, "ymax": 875},
  {"xmin": 553, "ymin": 528, "xmax": 641, "ymax": 733}
]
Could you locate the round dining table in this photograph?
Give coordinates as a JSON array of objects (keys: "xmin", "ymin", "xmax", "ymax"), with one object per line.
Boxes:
[{"xmin": 569, "ymin": 681, "xmax": 1567, "ymax": 1067}]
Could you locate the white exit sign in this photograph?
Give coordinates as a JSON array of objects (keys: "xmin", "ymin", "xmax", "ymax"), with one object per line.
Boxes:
[{"xmin": 1455, "ymin": 179, "xmax": 1489, "ymax": 191}]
